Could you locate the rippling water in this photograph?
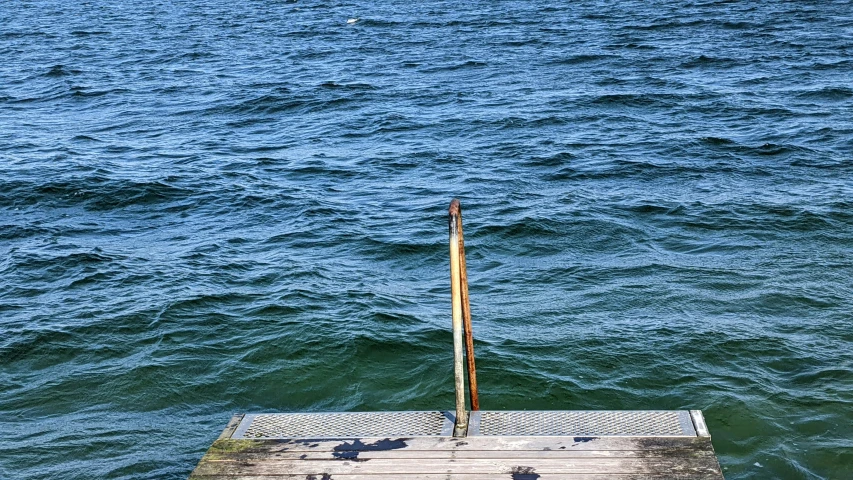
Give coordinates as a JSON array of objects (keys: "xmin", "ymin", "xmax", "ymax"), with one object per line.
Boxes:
[{"xmin": 2, "ymin": 1, "xmax": 852, "ymax": 478}]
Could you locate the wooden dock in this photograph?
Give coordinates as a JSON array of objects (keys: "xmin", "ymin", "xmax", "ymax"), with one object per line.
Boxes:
[{"xmin": 189, "ymin": 410, "xmax": 725, "ymax": 479}]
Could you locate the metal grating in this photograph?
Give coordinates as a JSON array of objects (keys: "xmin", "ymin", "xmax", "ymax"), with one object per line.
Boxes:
[
  {"xmin": 231, "ymin": 411, "xmax": 454, "ymax": 439},
  {"xmin": 469, "ymin": 410, "xmax": 696, "ymax": 437}
]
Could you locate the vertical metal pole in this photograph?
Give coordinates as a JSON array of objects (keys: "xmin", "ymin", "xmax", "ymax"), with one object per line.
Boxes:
[
  {"xmin": 456, "ymin": 203, "xmax": 480, "ymax": 411},
  {"xmin": 449, "ymin": 199, "xmax": 468, "ymax": 436}
]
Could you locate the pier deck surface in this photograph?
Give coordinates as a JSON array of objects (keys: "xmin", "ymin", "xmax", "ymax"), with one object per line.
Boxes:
[{"xmin": 189, "ymin": 411, "xmax": 725, "ymax": 479}]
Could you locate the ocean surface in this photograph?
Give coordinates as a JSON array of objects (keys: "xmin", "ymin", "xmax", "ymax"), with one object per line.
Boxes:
[{"xmin": 1, "ymin": 1, "xmax": 852, "ymax": 478}]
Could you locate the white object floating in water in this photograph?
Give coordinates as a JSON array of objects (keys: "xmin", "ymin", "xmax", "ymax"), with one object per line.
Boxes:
[{"xmin": 346, "ymin": 18, "xmax": 359, "ymax": 24}]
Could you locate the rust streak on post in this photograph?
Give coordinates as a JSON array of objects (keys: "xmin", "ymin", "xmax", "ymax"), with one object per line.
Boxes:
[{"xmin": 455, "ymin": 202, "xmax": 480, "ymax": 411}]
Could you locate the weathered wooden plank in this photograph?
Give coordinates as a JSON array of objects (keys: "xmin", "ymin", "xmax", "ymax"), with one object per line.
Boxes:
[
  {"xmin": 207, "ymin": 447, "xmax": 716, "ymax": 461},
  {"xmin": 202, "ymin": 435, "xmax": 715, "ymax": 453},
  {"xmin": 191, "ymin": 456, "xmax": 723, "ymax": 476},
  {"xmin": 191, "ymin": 475, "xmax": 721, "ymax": 480}
]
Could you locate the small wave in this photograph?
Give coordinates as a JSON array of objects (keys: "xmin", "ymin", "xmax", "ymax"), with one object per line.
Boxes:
[
  {"xmin": 624, "ymin": 203, "xmax": 684, "ymax": 215},
  {"xmin": 70, "ymin": 30, "xmax": 110, "ymax": 36},
  {"xmin": 0, "ymin": 328, "xmax": 74, "ymax": 363},
  {"xmin": 680, "ymin": 55, "xmax": 742, "ymax": 68},
  {"xmin": 524, "ymin": 152, "xmax": 576, "ymax": 167},
  {"xmin": 677, "ymin": 202, "xmax": 842, "ymax": 233},
  {"xmin": 0, "ymin": 224, "xmax": 58, "ymax": 240},
  {"xmin": 176, "ymin": 50, "xmax": 216, "ymax": 60},
  {"xmin": 70, "ymin": 85, "xmax": 129, "ymax": 98},
  {"xmin": 790, "ymin": 367, "xmax": 853, "ymax": 386},
  {"xmin": 552, "ymin": 159, "xmax": 729, "ymax": 182},
  {"xmin": 751, "ymin": 143, "xmax": 813, "ymax": 157},
  {"xmin": 587, "ymin": 93, "xmax": 680, "ymax": 108},
  {"xmin": 623, "ymin": 19, "xmax": 704, "ymax": 31},
  {"xmin": 71, "ymin": 134, "xmax": 101, "ymax": 142},
  {"xmin": 754, "ymin": 292, "xmax": 838, "ymax": 312},
  {"xmin": 796, "ymin": 86, "xmax": 853, "ymax": 101},
  {"xmin": 719, "ymin": 20, "xmax": 757, "ymax": 30},
  {"xmin": 359, "ymin": 236, "xmax": 437, "ymax": 262},
  {"xmin": 743, "ymin": 105, "xmax": 796, "ymax": 118},
  {"xmin": 488, "ymin": 115, "xmax": 569, "ymax": 130},
  {"xmin": 1, "ymin": 31, "xmax": 51, "ymax": 39},
  {"xmin": 0, "ymin": 178, "xmax": 194, "ymax": 210},
  {"xmin": 318, "ymin": 81, "xmax": 377, "ymax": 90},
  {"xmin": 811, "ymin": 59, "xmax": 853, "ymax": 71},
  {"xmin": 548, "ymin": 54, "xmax": 616, "ymax": 65},
  {"xmin": 477, "ymin": 216, "xmax": 571, "ymax": 240},
  {"xmin": 285, "ymin": 164, "xmax": 360, "ymax": 180},
  {"xmin": 611, "ymin": 42, "xmax": 657, "ymax": 50},
  {"xmin": 202, "ymin": 94, "xmax": 308, "ymax": 116},
  {"xmin": 354, "ymin": 18, "xmax": 404, "ymax": 28},
  {"xmin": 700, "ymin": 136, "xmax": 736, "ymax": 146},
  {"xmin": 45, "ymin": 65, "xmax": 80, "ymax": 77},
  {"xmin": 500, "ymin": 38, "xmax": 547, "ymax": 47},
  {"xmin": 739, "ymin": 76, "xmax": 772, "ymax": 85},
  {"xmin": 422, "ymin": 60, "xmax": 488, "ymax": 72},
  {"xmin": 247, "ymin": 304, "xmax": 304, "ymax": 318}
]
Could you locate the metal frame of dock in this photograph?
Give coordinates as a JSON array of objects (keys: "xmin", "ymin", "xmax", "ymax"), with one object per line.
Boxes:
[{"xmin": 189, "ymin": 409, "xmax": 725, "ymax": 479}]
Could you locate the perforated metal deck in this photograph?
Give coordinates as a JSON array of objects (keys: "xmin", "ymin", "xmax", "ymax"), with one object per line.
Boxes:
[
  {"xmin": 232, "ymin": 411, "xmax": 455, "ymax": 439},
  {"xmin": 230, "ymin": 410, "xmax": 697, "ymax": 439},
  {"xmin": 469, "ymin": 410, "xmax": 696, "ymax": 436}
]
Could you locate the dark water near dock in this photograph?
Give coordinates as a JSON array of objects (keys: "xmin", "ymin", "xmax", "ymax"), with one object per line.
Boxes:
[{"xmin": 2, "ymin": 1, "xmax": 852, "ymax": 478}]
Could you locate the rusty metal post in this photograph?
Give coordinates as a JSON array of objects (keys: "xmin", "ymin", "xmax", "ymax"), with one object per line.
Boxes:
[
  {"xmin": 455, "ymin": 202, "xmax": 480, "ymax": 411},
  {"xmin": 448, "ymin": 199, "xmax": 469, "ymax": 436}
]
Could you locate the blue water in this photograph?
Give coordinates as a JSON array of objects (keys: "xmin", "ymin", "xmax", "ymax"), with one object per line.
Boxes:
[{"xmin": 2, "ymin": 1, "xmax": 852, "ymax": 478}]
